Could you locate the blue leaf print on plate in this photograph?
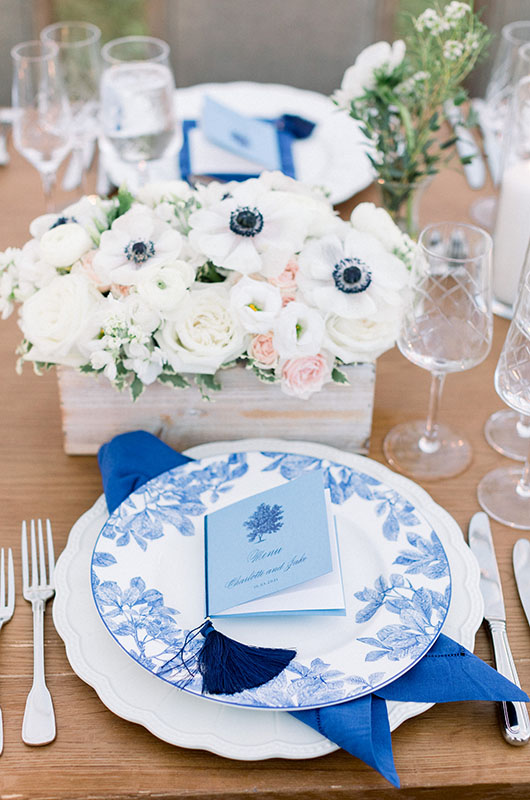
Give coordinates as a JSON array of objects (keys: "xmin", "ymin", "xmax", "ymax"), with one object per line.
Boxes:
[{"xmin": 393, "ymin": 531, "xmax": 449, "ymax": 579}]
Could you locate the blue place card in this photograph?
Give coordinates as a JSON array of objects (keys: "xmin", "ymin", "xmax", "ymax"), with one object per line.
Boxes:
[
  {"xmin": 205, "ymin": 471, "xmax": 345, "ymax": 617},
  {"xmin": 201, "ymin": 96, "xmax": 282, "ymax": 170}
]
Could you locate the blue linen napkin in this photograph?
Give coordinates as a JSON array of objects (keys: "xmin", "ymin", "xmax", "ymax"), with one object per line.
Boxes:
[{"xmin": 97, "ymin": 431, "xmax": 529, "ymax": 787}]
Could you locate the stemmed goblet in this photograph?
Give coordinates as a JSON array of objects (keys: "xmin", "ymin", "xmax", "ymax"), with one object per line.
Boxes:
[
  {"xmin": 11, "ymin": 41, "xmax": 72, "ymax": 210},
  {"xmin": 478, "ymin": 270, "xmax": 530, "ymax": 529},
  {"xmin": 384, "ymin": 222, "xmax": 493, "ymax": 480},
  {"xmin": 40, "ymin": 21, "xmax": 101, "ymax": 195}
]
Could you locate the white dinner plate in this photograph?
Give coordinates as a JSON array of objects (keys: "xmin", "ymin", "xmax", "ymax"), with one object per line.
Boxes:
[
  {"xmin": 53, "ymin": 439, "xmax": 482, "ymax": 759},
  {"xmin": 100, "ymin": 82, "xmax": 373, "ymax": 204},
  {"xmin": 91, "ymin": 450, "xmax": 452, "ymax": 710}
]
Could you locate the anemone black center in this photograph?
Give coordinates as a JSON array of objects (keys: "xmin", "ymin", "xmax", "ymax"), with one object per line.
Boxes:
[
  {"xmin": 229, "ymin": 206, "xmax": 264, "ymax": 237},
  {"xmin": 124, "ymin": 239, "xmax": 155, "ymax": 264},
  {"xmin": 332, "ymin": 257, "xmax": 372, "ymax": 294},
  {"xmin": 49, "ymin": 215, "xmax": 77, "ymax": 230}
]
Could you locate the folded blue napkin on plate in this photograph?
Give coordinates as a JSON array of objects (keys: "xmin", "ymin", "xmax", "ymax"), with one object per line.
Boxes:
[
  {"xmin": 178, "ymin": 114, "xmax": 315, "ymax": 184},
  {"xmin": 98, "ymin": 431, "xmax": 529, "ymax": 788}
]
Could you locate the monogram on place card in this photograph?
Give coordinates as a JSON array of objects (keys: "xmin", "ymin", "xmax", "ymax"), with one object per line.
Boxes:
[{"xmin": 204, "ymin": 471, "xmax": 346, "ymax": 618}]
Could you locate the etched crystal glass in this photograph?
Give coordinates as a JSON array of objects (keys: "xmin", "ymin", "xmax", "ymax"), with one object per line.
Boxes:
[
  {"xmin": 478, "ymin": 270, "xmax": 530, "ymax": 529},
  {"xmin": 384, "ymin": 222, "xmax": 493, "ymax": 480}
]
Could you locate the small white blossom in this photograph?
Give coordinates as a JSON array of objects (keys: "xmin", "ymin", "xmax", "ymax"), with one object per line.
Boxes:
[
  {"xmin": 444, "ymin": 2, "xmax": 469, "ymax": 24},
  {"xmin": 443, "ymin": 40, "xmax": 464, "ymax": 60},
  {"xmin": 464, "ymin": 32, "xmax": 481, "ymax": 51},
  {"xmin": 415, "ymin": 9, "xmax": 450, "ymax": 34},
  {"xmin": 230, "ymin": 276, "xmax": 282, "ymax": 334}
]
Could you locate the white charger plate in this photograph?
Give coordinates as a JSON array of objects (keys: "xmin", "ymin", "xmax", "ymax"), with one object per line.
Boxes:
[
  {"xmin": 53, "ymin": 439, "xmax": 482, "ymax": 759},
  {"xmin": 100, "ymin": 82, "xmax": 373, "ymax": 203},
  {"xmin": 91, "ymin": 450, "xmax": 452, "ymax": 710}
]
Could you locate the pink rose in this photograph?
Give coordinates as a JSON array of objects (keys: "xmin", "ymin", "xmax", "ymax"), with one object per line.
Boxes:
[
  {"xmin": 281, "ymin": 353, "xmax": 333, "ymax": 399},
  {"xmin": 248, "ymin": 332, "xmax": 278, "ymax": 368},
  {"xmin": 281, "ymin": 293, "xmax": 297, "ymax": 307},
  {"xmin": 72, "ymin": 250, "xmax": 110, "ymax": 292},
  {"xmin": 269, "ymin": 259, "xmax": 299, "ymax": 289}
]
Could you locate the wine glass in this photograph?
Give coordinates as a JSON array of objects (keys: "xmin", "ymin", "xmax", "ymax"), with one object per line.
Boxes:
[
  {"xmin": 40, "ymin": 21, "xmax": 101, "ymax": 195},
  {"xmin": 99, "ymin": 36, "xmax": 175, "ymax": 184},
  {"xmin": 384, "ymin": 222, "xmax": 493, "ymax": 480},
  {"xmin": 485, "ymin": 236, "xmax": 530, "ymax": 461},
  {"xmin": 11, "ymin": 40, "xmax": 72, "ymax": 210},
  {"xmin": 478, "ymin": 270, "xmax": 530, "ymax": 529}
]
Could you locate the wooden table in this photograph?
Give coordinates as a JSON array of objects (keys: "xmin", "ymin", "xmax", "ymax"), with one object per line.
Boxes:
[{"xmin": 1, "ymin": 148, "xmax": 529, "ymax": 800}]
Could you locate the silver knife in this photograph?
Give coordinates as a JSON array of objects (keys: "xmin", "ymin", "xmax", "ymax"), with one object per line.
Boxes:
[
  {"xmin": 468, "ymin": 511, "xmax": 530, "ymax": 745},
  {"xmin": 513, "ymin": 539, "xmax": 530, "ymax": 628}
]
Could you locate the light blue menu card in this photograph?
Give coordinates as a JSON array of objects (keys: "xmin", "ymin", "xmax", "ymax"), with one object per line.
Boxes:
[{"xmin": 205, "ymin": 471, "xmax": 345, "ymax": 617}]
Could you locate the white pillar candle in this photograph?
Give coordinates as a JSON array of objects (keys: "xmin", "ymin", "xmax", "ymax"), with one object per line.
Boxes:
[{"xmin": 493, "ymin": 159, "xmax": 530, "ymax": 307}]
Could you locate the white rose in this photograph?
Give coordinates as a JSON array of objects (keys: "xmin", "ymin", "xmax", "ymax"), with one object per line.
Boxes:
[
  {"xmin": 323, "ymin": 305, "xmax": 402, "ymax": 363},
  {"xmin": 136, "ymin": 260, "xmax": 195, "ymax": 320},
  {"xmin": 230, "ymin": 276, "xmax": 282, "ymax": 333},
  {"xmin": 273, "ymin": 301, "xmax": 324, "ymax": 358},
  {"xmin": 136, "ymin": 181, "xmax": 193, "ymax": 207},
  {"xmin": 39, "ymin": 223, "xmax": 93, "ymax": 268},
  {"xmin": 333, "ymin": 40, "xmax": 406, "ymax": 106},
  {"xmin": 156, "ymin": 286, "xmax": 247, "ymax": 374},
  {"xmin": 20, "ymin": 273, "xmax": 104, "ymax": 366}
]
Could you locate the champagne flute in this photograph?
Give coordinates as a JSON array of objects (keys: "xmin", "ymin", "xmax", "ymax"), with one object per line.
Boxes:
[
  {"xmin": 384, "ymin": 222, "xmax": 493, "ymax": 480},
  {"xmin": 478, "ymin": 270, "xmax": 530, "ymax": 529},
  {"xmin": 40, "ymin": 21, "xmax": 101, "ymax": 195},
  {"xmin": 99, "ymin": 36, "xmax": 175, "ymax": 185},
  {"xmin": 11, "ymin": 41, "xmax": 72, "ymax": 210}
]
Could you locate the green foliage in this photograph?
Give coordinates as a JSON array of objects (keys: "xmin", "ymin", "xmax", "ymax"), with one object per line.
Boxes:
[
  {"xmin": 130, "ymin": 375, "xmax": 145, "ymax": 401},
  {"xmin": 195, "ymin": 261, "xmax": 226, "ymax": 283},
  {"xmin": 195, "ymin": 373, "xmax": 222, "ymax": 400},
  {"xmin": 331, "ymin": 367, "xmax": 349, "ymax": 385},
  {"xmin": 158, "ymin": 370, "xmax": 190, "ymax": 389},
  {"xmin": 53, "ymin": 0, "xmax": 147, "ymax": 42}
]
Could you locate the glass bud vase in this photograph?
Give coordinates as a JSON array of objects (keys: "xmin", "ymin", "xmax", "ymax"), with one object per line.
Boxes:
[{"xmin": 377, "ymin": 178, "xmax": 428, "ymax": 239}]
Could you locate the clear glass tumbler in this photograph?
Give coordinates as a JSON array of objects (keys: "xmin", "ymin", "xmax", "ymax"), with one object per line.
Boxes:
[
  {"xmin": 384, "ymin": 222, "xmax": 493, "ymax": 480},
  {"xmin": 478, "ymin": 270, "xmax": 530, "ymax": 529}
]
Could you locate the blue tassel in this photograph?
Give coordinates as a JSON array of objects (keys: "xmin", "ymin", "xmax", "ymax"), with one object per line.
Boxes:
[
  {"xmin": 160, "ymin": 619, "xmax": 296, "ymax": 695},
  {"xmin": 197, "ymin": 620, "xmax": 296, "ymax": 695}
]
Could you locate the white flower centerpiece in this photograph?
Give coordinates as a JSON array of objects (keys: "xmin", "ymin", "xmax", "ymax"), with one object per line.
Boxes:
[{"xmin": 0, "ymin": 174, "xmax": 413, "ymax": 453}]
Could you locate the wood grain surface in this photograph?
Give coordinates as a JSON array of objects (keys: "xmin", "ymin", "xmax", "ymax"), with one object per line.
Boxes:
[{"xmin": 1, "ymin": 146, "xmax": 529, "ymax": 800}]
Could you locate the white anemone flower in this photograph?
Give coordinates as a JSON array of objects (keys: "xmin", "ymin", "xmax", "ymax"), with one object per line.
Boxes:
[
  {"xmin": 229, "ymin": 276, "xmax": 282, "ymax": 333},
  {"xmin": 93, "ymin": 206, "xmax": 182, "ymax": 286},
  {"xmin": 29, "ymin": 196, "xmax": 110, "ymax": 241},
  {"xmin": 188, "ymin": 182, "xmax": 308, "ymax": 277},
  {"xmin": 298, "ymin": 230, "xmax": 409, "ymax": 319},
  {"xmin": 272, "ymin": 301, "xmax": 325, "ymax": 358}
]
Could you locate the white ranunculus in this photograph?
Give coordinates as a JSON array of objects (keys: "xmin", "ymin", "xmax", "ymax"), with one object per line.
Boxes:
[
  {"xmin": 350, "ymin": 202, "xmax": 405, "ymax": 251},
  {"xmin": 229, "ymin": 276, "xmax": 282, "ymax": 333},
  {"xmin": 39, "ymin": 223, "xmax": 93, "ymax": 268},
  {"xmin": 136, "ymin": 181, "xmax": 193, "ymax": 207},
  {"xmin": 156, "ymin": 286, "xmax": 247, "ymax": 374},
  {"xmin": 324, "ymin": 304, "xmax": 402, "ymax": 364},
  {"xmin": 19, "ymin": 273, "xmax": 104, "ymax": 366},
  {"xmin": 333, "ymin": 40, "xmax": 406, "ymax": 106},
  {"xmin": 136, "ymin": 260, "xmax": 195, "ymax": 320},
  {"xmin": 273, "ymin": 301, "xmax": 324, "ymax": 358}
]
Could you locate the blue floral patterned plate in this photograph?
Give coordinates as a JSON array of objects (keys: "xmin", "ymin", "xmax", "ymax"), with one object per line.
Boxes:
[{"xmin": 91, "ymin": 450, "xmax": 451, "ymax": 711}]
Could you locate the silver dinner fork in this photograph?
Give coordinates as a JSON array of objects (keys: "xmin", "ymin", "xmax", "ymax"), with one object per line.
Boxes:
[
  {"xmin": 21, "ymin": 520, "xmax": 56, "ymax": 745},
  {"xmin": 0, "ymin": 548, "xmax": 15, "ymax": 754}
]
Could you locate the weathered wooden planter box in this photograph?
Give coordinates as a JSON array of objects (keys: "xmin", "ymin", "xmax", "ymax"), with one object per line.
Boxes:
[{"xmin": 57, "ymin": 363, "xmax": 376, "ymax": 455}]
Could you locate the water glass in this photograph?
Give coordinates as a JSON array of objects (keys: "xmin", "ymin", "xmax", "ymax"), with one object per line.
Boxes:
[
  {"xmin": 478, "ymin": 271, "xmax": 530, "ymax": 529},
  {"xmin": 11, "ymin": 41, "xmax": 72, "ymax": 209},
  {"xmin": 100, "ymin": 36, "xmax": 175, "ymax": 170},
  {"xmin": 40, "ymin": 21, "xmax": 101, "ymax": 192},
  {"xmin": 384, "ymin": 223, "xmax": 493, "ymax": 480}
]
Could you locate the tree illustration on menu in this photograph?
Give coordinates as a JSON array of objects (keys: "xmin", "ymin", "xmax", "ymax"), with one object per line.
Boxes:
[{"xmin": 244, "ymin": 503, "xmax": 284, "ymax": 543}]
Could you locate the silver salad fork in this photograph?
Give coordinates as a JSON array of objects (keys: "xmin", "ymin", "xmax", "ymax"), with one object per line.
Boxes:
[
  {"xmin": 0, "ymin": 548, "xmax": 15, "ymax": 754},
  {"xmin": 21, "ymin": 519, "xmax": 56, "ymax": 745}
]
